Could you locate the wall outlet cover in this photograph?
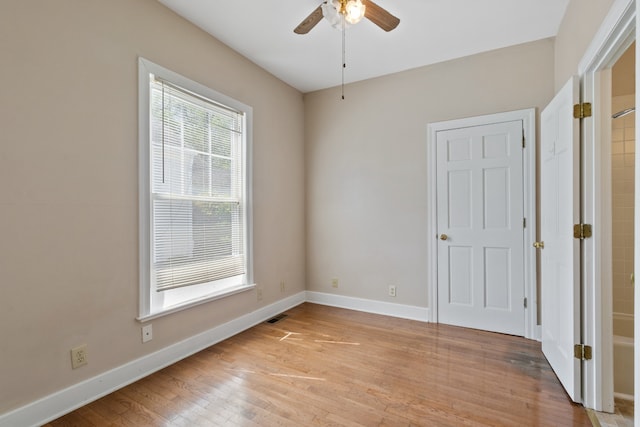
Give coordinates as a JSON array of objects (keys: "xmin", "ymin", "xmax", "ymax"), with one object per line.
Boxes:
[
  {"xmin": 142, "ymin": 324, "xmax": 153, "ymax": 343},
  {"xmin": 70, "ymin": 344, "xmax": 88, "ymax": 369}
]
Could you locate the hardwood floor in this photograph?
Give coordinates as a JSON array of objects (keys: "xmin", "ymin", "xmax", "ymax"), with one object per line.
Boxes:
[{"xmin": 46, "ymin": 303, "xmax": 592, "ymax": 426}]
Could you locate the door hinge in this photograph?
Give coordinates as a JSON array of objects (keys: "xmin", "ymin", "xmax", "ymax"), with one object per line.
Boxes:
[
  {"xmin": 523, "ymin": 297, "xmax": 527, "ymax": 308},
  {"xmin": 573, "ymin": 224, "xmax": 593, "ymax": 239},
  {"xmin": 573, "ymin": 102, "xmax": 592, "ymax": 119},
  {"xmin": 574, "ymin": 344, "xmax": 593, "ymax": 361},
  {"xmin": 522, "ymin": 130, "xmax": 525, "ymax": 148},
  {"xmin": 523, "ymin": 218, "xmax": 526, "ymax": 228}
]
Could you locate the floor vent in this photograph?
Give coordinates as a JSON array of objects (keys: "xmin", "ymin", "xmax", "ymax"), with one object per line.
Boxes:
[{"xmin": 266, "ymin": 314, "xmax": 288, "ymax": 324}]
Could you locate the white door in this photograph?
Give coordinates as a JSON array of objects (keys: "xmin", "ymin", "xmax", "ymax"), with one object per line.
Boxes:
[
  {"xmin": 540, "ymin": 76, "xmax": 581, "ymax": 402},
  {"xmin": 436, "ymin": 120, "xmax": 525, "ymax": 336}
]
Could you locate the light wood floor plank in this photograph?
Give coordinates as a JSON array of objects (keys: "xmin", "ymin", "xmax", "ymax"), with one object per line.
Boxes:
[{"xmin": 47, "ymin": 303, "xmax": 593, "ymax": 426}]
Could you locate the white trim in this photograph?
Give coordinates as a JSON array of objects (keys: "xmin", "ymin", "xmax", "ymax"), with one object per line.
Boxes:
[
  {"xmin": 426, "ymin": 108, "xmax": 537, "ymax": 339},
  {"xmin": 427, "ymin": 120, "xmax": 439, "ymax": 323},
  {"xmin": 534, "ymin": 325, "xmax": 542, "ymax": 342},
  {"xmin": 305, "ymin": 291, "xmax": 430, "ymax": 322},
  {"xmin": 0, "ymin": 292, "xmax": 306, "ymax": 427},
  {"xmin": 614, "ymin": 392, "xmax": 635, "ymax": 401},
  {"xmin": 136, "ymin": 283, "xmax": 256, "ymax": 322},
  {"xmin": 577, "ymin": 0, "xmax": 635, "ymax": 413},
  {"xmin": 578, "ymin": 0, "xmax": 635, "ymax": 75},
  {"xmin": 0, "ymin": 291, "xmax": 431, "ymax": 426},
  {"xmin": 137, "ymin": 57, "xmax": 255, "ymax": 319}
]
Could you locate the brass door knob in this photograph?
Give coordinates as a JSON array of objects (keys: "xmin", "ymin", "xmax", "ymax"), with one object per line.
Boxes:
[
  {"xmin": 533, "ymin": 241, "xmax": 545, "ymax": 249},
  {"xmin": 440, "ymin": 234, "xmax": 448, "ymax": 241}
]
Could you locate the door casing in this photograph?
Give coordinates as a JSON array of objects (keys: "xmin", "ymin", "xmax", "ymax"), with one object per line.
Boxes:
[
  {"xmin": 577, "ymin": 0, "xmax": 635, "ymax": 413},
  {"xmin": 427, "ymin": 109, "xmax": 538, "ymax": 340}
]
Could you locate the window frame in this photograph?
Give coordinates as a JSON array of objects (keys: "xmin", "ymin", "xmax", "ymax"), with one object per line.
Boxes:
[{"xmin": 137, "ymin": 57, "xmax": 254, "ymax": 321}]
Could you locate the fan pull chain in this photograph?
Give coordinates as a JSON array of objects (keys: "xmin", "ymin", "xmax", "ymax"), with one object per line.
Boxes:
[{"xmin": 341, "ymin": 15, "xmax": 346, "ymax": 100}]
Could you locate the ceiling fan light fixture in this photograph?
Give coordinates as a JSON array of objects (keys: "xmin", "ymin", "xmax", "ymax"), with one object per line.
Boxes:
[
  {"xmin": 321, "ymin": 0, "xmax": 344, "ymax": 29},
  {"xmin": 344, "ymin": 0, "xmax": 366, "ymax": 25}
]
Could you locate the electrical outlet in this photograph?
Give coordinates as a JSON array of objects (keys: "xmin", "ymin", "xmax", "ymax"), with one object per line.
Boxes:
[
  {"xmin": 331, "ymin": 278, "xmax": 339, "ymax": 288},
  {"xmin": 70, "ymin": 344, "xmax": 88, "ymax": 369},
  {"xmin": 389, "ymin": 285, "xmax": 397, "ymax": 297},
  {"xmin": 142, "ymin": 324, "xmax": 153, "ymax": 343},
  {"xmin": 257, "ymin": 284, "xmax": 263, "ymax": 301},
  {"xmin": 280, "ymin": 281, "xmax": 286, "ymax": 292}
]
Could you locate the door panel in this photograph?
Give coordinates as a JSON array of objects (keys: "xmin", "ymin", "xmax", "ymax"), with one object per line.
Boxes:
[
  {"xmin": 436, "ymin": 120, "xmax": 525, "ymax": 336},
  {"xmin": 540, "ymin": 76, "xmax": 581, "ymax": 403},
  {"xmin": 449, "ymin": 246, "xmax": 473, "ymax": 305},
  {"xmin": 448, "ymin": 170, "xmax": 472, "ymax": 228},
  {"xmin": 485, "ymin": 247, "xmax": 510, "ymax": 309}
]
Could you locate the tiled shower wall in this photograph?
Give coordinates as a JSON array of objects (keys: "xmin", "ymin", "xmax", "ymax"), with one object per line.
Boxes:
[{"xmin": 612, "ymin": 94, "xmax": 635, "ymax": 316}]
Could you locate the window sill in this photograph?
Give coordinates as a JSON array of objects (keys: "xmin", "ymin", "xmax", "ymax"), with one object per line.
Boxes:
[{"xmin": 137, "ymin": 283, "xmax": 256, "ymax": 323}]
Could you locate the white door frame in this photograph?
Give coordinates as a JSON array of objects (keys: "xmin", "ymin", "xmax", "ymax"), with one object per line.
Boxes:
[
  {"xmin": 577, "ymin": 0, "xmax": 635, "ymax": 412},
  {"xmin": 427, "ymin": 109, "xmax": 538, "ymax": 340}
]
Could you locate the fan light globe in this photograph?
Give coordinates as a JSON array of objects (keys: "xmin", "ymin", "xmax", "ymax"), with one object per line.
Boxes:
[
  {"xmin": 344, "ymin": 0, "xmax": 366, "ymax": 24},
  {"xmin": 321, "ymin": 0, "xmax": 344, "ymax": 29}
]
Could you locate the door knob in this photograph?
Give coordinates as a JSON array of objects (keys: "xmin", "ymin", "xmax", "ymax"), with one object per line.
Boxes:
[
  {"xmin": 440, "ymin": 234, "xmax": 448, "ymax": 241},
  {"xmin": 533, "ymin": 241, "xmax": 545, "ymax": 249}
]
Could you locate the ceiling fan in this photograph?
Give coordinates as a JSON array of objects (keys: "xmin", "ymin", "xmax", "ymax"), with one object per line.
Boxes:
[{"xmin": 294, "ymin": 0, "xmax": 400, "ymax": 34}]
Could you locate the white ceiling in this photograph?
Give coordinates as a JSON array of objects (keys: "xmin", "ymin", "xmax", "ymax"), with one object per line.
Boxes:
[{"xmin": 157, "ymin": 0, "xmax": 570, "ymax": 93}]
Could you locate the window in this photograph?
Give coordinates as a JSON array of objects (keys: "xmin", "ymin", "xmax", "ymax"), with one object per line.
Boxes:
[{"xmin": 138, "ymin": 58, "xmax": 253, "ymax": 320}]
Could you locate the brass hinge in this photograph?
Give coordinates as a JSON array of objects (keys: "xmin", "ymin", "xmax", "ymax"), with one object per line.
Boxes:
[
  {"xmin": 573, "ymin": 224, "xmax": 593, "ymax": 239},
  {"xmin": 574, "ymin": 344, "xmax": 592, "ymax": 361},
  {"xmin": 573, "ymin": 102, "xmax": 592, "ymax": 119}
]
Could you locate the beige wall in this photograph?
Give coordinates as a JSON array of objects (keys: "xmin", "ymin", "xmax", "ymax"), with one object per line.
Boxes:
[
  {"xmin": 613, "ymin": 42, "xmax": 636, "ymax": 97},
  {"xmin": 304, "ymin": 40, "xmax": 555, "ymax": 307},
  {"xmin": 554, "ymin": 0, "xmax": 616, "ymax": 90},
  {"xmin": 0, "ymin": 0, "xmax": 305, "ymax": 413}
]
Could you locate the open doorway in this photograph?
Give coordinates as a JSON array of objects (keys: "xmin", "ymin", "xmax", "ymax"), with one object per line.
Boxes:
[
  {"xmin": 574, "ymin": 0, "xmax": 635, "ymax": 416},
  {"xmin": 610, "ymin": 40, "xmax": 635, "ymax": 423}
]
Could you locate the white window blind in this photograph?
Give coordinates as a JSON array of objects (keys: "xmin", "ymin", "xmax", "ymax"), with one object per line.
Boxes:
[{"xmin": 150, "ymin": 78, "xmax": 246, "ymax": 292}]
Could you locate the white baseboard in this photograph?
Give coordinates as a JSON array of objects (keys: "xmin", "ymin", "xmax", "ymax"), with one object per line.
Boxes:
[
  {"xmin": 533, "ymin": 325, "xmax": 542, "ymax": 342},
  {"xmin": 1, "ymin": 291, "xmax": 429, "ymax": 426},
  {"xmin": 305, "ymin": 291, "xmax": 429, "ymax": 322},
  {"xmin": 614, "ymin": 392, "xmax": 634, "ymax": 402},
  {"xmin": 0, "ymin": 292, "xmax": 306, "ymax": 427}
]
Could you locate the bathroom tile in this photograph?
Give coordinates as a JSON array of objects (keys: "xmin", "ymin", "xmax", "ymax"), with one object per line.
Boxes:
[
  {"xmin": 613, "ymin": 276, "xmax": 626, "ymax": 289},
  {"xmin": 613, "ymin": 299, "xmax": 626, "ymax": 313},
  {"xmin": 613, "ymin": 128, "xmax": 625, "ymax": 142},
  {"xmin": 624, "ymin": 248, "xmax": 635, "ymax": 261},
  {"xmin": 624, "ymin": 154, "xmax": 635, "ymax": 166},
  {"xmin": 612, "ymin": 154, "xmax": 624, "ymax": 168},
  {"xmin": 614, "ymin": 260, "xmax": 625, "ymax": 273},
  {"xmin": 612, "ymin": 141, "xmax": 625, "ymax": 154},
  {"xmin": 624, "ymin": 127, "xmax": 636, "ymax": 140},
  {"xmin": 613, "ymin": 195, "xmax": 628, "ymax": 208},
  {"xmin": 613, "ymin": 118, "xmax": 625, "ymax": 129},
  {"xmin": 624, "ymin": 140, "xmax": 635, "ymax": 154}
]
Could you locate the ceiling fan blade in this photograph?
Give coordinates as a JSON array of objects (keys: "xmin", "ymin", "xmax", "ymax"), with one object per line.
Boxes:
[
  {"xmin": 365, "ymin": 0, "xmax": 400, "ymax": 32},
  {"xmin": 294, "ymin": 5, "xmax": 324, "ymax": 34}
]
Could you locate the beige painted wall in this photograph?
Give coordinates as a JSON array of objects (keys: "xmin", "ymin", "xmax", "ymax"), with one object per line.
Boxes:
[
  {"xmin": 613, "ymin": 42, "xmax": 636, "ymax": 97},
  {"xmin": 0, "ymin": 0, "xmax": 305, "ymax": 413},
  {"xmin": 554, "ymin": 0, "xmax": 616, "ymax": 90},
  {"xmin": 304, "ymin": 40, "xmax": 555, "ymax": 307}
]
